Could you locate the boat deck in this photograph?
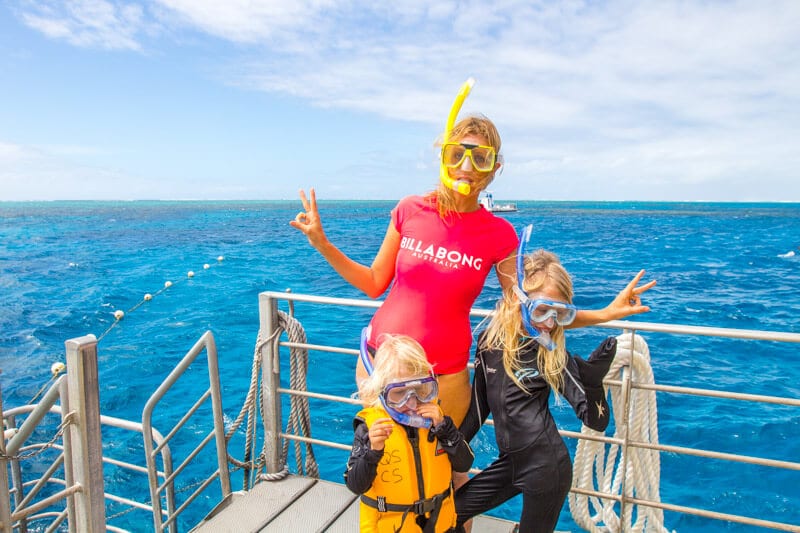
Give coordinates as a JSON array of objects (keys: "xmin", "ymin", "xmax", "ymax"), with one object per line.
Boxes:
[
  {"xmin": 192, "ymin": 475, "xmax": 517, "ymax": 532},
  {"xmin": 5, "ymin": 293, "xmax": 800, "ymax": 532}
]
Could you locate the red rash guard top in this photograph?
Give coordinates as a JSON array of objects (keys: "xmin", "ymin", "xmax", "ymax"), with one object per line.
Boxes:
[{"xmin": 368, "ymin": 195, "xmax": 518, "ymax": 374}]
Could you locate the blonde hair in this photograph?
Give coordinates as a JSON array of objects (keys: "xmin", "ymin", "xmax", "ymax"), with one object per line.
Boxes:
[
  {"xmin": 482, "ymin": 249, "xmax": 573, "ymax": 396},
  {"xmin": 359, "ymin": 334, "xmax": 435, "ymax": 407},
  {"xmin": 428, "ymin": 114, "xmax": 502, "ymax": 219}
]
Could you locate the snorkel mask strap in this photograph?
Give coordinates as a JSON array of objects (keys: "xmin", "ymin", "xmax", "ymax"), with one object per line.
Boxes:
[
  {"xmin": 359, "ymin": 327, "xmax": 432, "ymax": 429},
  {"xmin": 359, "ymin": 326, "xmax": 375, "ymax": 374},
  {"xmin": 439, "ymin": 78, "xmax": 475, "ymax": 196},
  {"xmin": 515, "ymin": 225, "xmax": 557, "ymax": 351}
]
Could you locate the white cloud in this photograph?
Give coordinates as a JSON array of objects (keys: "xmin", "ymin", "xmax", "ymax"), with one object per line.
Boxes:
[
  {"xmin": 0, "ymin": 142, "xmax": 124, "ymax": 200},
  {"xmin": 0, "ymin": 142, "xmax": 27, "ymax": 160},
  {"xmin": 19, "ymin": 0, "xmax": 146, "ymax": 50},
  {"xmin": 155, "ymin": 0, "xmax": 341, "ymax": 43},
  {"xmin": 10, "ymin": 0, "xmax": 800, "ymax": 200}
]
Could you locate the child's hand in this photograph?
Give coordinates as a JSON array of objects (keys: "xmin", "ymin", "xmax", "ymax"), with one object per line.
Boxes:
[
  {"xmin": 369, "ymin": 418, "xmax": 394, "ymax": 450},
  {"xmin": 416, "ymin": 403, "xmax": 444, "ymax": 426}
]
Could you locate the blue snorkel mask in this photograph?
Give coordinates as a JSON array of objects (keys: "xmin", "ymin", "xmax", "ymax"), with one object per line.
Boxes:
[
  {"xmin": 513, "ymin": 225, "xmax": 578, "ymax": 351},
  {"xmin": 359, "ymin": 328, "xmax": 434, "ymax": 429}
]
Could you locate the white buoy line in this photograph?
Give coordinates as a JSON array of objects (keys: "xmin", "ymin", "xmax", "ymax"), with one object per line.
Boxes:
[
  {"xmin": 21, "ymin": 256, "xmax": 225, "ymax": 407},
  {"xmin": 96, "ymin": 255, "xmax": 225, "ymax": 342}
]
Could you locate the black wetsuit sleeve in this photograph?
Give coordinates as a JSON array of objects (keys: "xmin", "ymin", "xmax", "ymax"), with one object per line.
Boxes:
[
  {"xmin": 580, "ymin": 381, "xmax": 611, "ymax": 431},
  {"xmin": 343, "ymin": 419, "xmax": 384, "ymax": 494},
  {"xmin": 564, "ymin": 337, "xmax": 617, "ymax": 432},
  {"xmin": 430, "ymin": 415, "xmax": 475, "ymax": 473},
  {"xmin": 459, "ymin": 349, "xmax": 491, "ymax": 443}
]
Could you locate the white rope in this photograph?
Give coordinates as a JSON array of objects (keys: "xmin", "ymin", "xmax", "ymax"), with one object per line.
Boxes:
[{"xmin": 569, "ymin": 332, "xmax": 674, "ymax": 533}]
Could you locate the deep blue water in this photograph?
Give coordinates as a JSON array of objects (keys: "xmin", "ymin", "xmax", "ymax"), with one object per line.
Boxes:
[{"xmin": 1, "ymin": 200, "xmax": 799, "ymax": 532}]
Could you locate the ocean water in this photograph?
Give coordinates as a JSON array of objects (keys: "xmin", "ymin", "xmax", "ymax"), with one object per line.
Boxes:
[{"xmin": 1, "ymin": 200, "xmax": 799, "ymax": 532}]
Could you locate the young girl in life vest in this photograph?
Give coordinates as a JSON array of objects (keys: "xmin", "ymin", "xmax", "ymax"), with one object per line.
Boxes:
[
  {"xmin": 455, "ymin": 241, "xmax": 620, "ymax": 533},
  {"xmin": 344, "ymin": 334, "xmax": 474, "ymax": 533}
]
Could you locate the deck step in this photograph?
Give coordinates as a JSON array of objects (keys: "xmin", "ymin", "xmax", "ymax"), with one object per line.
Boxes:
[
  {"xmin": 255, "ymin": 478, "xmax": 358, "ymax": 531},
  {"xmin": 191, "ymin": 476, "xmax": 316, "ymax": 532},
  {"xmin": 469, "ymin": 514, "xmax": 519, "ymax": 532},
  {"xmin": 190, "ymin": 474, "xmax": 518, "ymax": 532}
]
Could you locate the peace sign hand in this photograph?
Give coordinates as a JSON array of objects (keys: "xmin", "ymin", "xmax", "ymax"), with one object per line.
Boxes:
[
  {"xmin": 289, "ymin": 188, "xmax": 328, "ymax": 250},
  {"xmin": 607, "ymin": 270, "xmax": 656, "ymax": 320}
]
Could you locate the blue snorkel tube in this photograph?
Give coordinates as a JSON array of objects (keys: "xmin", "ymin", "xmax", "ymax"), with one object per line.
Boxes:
[
  {"xmin": 515, "ymin": 224, "xmax": 557, "ymax": 351},
  {"xmin": 359, "ymin": 327, "xmax": 433, "ymax": 429}
]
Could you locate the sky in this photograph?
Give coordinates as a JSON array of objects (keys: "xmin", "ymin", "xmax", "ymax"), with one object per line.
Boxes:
[{"xmin": 1, "ymin": 0, "xmax": 799, "ymax": 202}]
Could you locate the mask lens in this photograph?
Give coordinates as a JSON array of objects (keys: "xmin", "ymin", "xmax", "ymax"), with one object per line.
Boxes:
[
  {"xmin": 531, "ymin": 303, "xmax": 557, "ymax": 322},
  {"xmin": 383, "ymin": 378, "xmax": 438, "ymax": 408},
  {"xmin": 558, "ymin": 308, "xmax": 577, "ymax": 324},
  {"xmin": 469, "ymin": 146, "xmax": 495, "ymax": 171},
  {"xmin": 442, "ymin": 143, "xmax": 496, "ymax": 171},
  {"xmin": 528, "ymin": 300, "xmax": 577, "ymax": 325},
  {"xmin": 442, "ymin": 143, "xmax": 466, "ymax": 168}
]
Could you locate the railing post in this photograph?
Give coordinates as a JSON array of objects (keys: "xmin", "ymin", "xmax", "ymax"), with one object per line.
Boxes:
[
  {"xmin": 205, "ymin": 332, "xmax": 232, "ymax": 499},
  {"xmin": 64, "ymin": 335, "xmax": 106, "ymax": 532},
  {"xmin": 58, "ymin": 373, "xmax": 77, "ymax": 532},
  {"xmin": 617, "ymin": 328, "xmax": 636, "ymax": 531},
  {"xmin": 258, "ymin": 292, "xmax": 283, "ymax": 475},
  {"xmin": 0, "ymin": 374, "xmax": 12, "ymax": 533}
]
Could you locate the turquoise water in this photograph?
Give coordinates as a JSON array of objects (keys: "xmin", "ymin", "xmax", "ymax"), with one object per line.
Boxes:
[{"xmin": 1, "ymin": 200, "xmax": 799, "ymax": 531}]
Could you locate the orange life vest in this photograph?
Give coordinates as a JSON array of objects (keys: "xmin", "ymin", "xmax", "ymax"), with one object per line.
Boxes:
[{"xmin": 357, "ymin": 406, "xmax": 456, "ymax": 533}]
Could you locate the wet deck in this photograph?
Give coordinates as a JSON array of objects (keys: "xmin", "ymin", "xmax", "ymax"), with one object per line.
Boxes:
[{"xmin": 192, "ymin": 475, "xmax": 518, "ymax": 532}]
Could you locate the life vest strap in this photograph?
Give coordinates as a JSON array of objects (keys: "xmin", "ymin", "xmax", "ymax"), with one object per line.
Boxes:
[{"xmin": 360, "ymin": 485, "xmax": 451, "ymax": 515}]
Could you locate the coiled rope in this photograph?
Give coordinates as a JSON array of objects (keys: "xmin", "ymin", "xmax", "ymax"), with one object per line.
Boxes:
[
  {"xmin": 225, "ymin": 309, "xmax": 318, "ymax": 487},
  {"xmin": 569, "ymin": 332, "xmax": 673, "ymax": 533}
]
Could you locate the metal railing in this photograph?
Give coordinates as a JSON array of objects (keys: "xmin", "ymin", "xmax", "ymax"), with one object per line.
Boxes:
[
  {"xmin": 1, "ymin": 335, "xmax": 107, "ymax": 532},
  {"xmin": 1, "ymin": 336, "xmax": 190, "ymax": 533},
  {"xmin": 3, "ymin": 290, "xmax": 798, "ymax": 532},
  {"xmin": 141, "ymin": 330, "xmax": 231, "ymax": 533},
  {"xmin": 2, "ymin": 405, "xmax": 179, "ymax": 532},
  {"xmin": 256, "ymin": 290, "xmax": 800, "ymax": 533}
]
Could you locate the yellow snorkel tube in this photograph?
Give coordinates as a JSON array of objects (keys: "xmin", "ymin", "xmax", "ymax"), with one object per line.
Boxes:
[{"xmin": 440, "ymin": 77, "xmax": 475, "ymax": 196}]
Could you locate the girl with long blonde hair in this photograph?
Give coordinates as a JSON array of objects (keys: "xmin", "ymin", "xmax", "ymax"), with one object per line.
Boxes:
[{"xmin": 455, "ymin": 237, "xmax": 622, "ymax": 533}]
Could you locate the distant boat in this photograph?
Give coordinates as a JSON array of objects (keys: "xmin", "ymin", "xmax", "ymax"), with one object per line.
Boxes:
[{"xmin": 480, "ymin": 191, "xmax": 517, "ymax": 212}]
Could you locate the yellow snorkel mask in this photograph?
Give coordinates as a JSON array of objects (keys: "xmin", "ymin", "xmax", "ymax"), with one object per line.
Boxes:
[{"xmin": 439, "ymin": 77, "xmax": 475, "ymax": 196}]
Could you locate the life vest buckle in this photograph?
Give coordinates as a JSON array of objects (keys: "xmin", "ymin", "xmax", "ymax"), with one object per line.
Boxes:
[{"xmin": 413, "ymin": 493, "xmax": 441, "ymax": 515}]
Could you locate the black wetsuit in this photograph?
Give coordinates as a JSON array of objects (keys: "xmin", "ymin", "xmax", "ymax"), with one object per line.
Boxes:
[{"xmin": 455, "ymin": 335, "xmax": 616, "ymax": 533}]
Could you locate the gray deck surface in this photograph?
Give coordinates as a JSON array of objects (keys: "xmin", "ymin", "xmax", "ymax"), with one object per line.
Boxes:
[{"xmin": 192, "ymin": 474, "xmax": 518, "ymax": 532}]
